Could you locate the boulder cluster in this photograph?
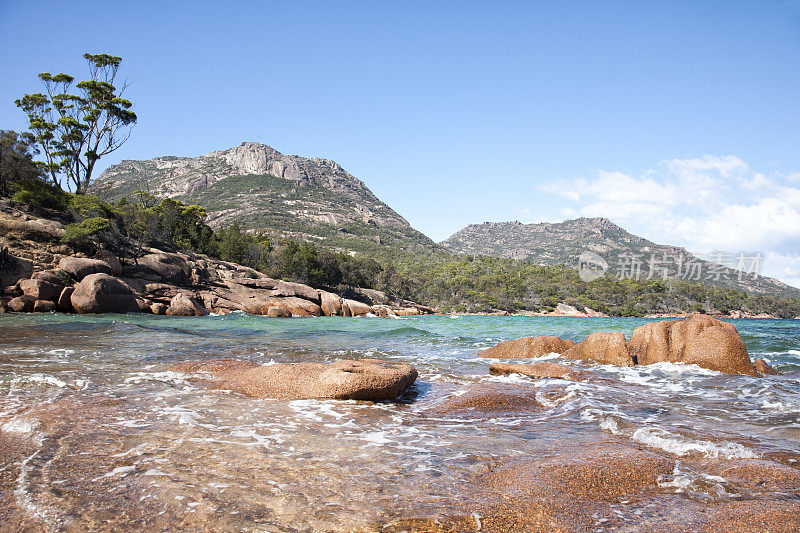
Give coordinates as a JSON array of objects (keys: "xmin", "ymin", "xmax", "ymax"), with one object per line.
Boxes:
[
  {"xmin": 480, "ymin": 314, "xmax": 776, "ymax": 377},
  {"xmin": 0, "ymin": 249, "xmax": 434, "ymax": 318}
]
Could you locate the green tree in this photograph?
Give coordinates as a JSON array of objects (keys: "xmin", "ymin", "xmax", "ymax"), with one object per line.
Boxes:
[
  {"xmin": 0, "ymin": 130, "xmax": 43, "ymax": 196},
  {"xmin": 15, "ymin": 53, "xmax": 136, "ymax": 194}
]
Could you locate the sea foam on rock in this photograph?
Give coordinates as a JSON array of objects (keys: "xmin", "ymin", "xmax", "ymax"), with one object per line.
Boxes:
[
  {"xmin": 479, "ymin": 336, "xmax": 575, "ymax": 359},
  {"xmin": 628, "ymin": 314, "xmax": 758, "ymax": 376},
  {"xmin": 483, "ymin": 315, "xmax": 767, "ymax": 377},
  {"xmin": 489, "ymin": 362, "xmax": 586, "ymax": 381}
]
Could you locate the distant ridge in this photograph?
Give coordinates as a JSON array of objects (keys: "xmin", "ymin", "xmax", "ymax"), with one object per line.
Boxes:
[
  {"xmin": 441, "ymin": 218, "xmax": 799, "ymax": 297},
  {"xmin": 91, "ymin": 142, "xmax": 437, "ymax": 254}
]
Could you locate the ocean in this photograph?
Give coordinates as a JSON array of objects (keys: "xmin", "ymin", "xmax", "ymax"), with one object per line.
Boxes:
[{"xmin": 1, "ymin": 313, "xmax": 799, "ymax": 531}]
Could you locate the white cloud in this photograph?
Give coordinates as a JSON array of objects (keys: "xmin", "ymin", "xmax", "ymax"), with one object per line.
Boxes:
[
  {"xmin": 765, "ymin": 252, "xmax": 800, "ymax": 290},
  {"xmin": 537, "ymin": 155, "xmax": 800, "ymax": 288}
]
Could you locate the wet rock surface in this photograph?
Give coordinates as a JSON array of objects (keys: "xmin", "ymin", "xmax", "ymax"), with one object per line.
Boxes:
[
  {"xmin": 562, "ymin": 331, "xmax": 634, "ymax": 367},
  {"xmin": 482, "ymin": 315, "xmax": 768, "ymax": 377},
  {"xmin": 430, "ymin": 384, "xmax": 548, "ymax": 414},
  {"xmin": 479, "ymin": 335, "xmax": 575, "ymax": 359},
  {"xmin": 489, "ymin": 361, "xmax": 587, "ymax": 380},
  {"xmin": 169, "ymin": 358, "xmax": 419, "ymax": 401},
  {"xmin": 629, "ymin": 315, "xmax": 758, "ymax": 375}
]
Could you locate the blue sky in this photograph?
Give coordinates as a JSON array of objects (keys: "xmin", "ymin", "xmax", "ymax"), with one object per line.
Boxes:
[{"xmin": 2, "ymin": 1, "xmax": 800, "ymax": 285}]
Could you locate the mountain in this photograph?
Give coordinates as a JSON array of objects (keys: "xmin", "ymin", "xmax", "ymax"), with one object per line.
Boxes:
[
  {"xmin": 92, "ymin": 143, "xmax": 796, "ymax": 299},
  {"xmin": 441, "ymin": 218, "xmax": 800, "ymax": 297},
  {"xmin": 91, "ymin": 142, "xmax": 437, "ymax": 255}
]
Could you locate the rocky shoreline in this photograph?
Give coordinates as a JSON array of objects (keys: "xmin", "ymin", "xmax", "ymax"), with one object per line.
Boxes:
[
  {"xmin": 0, "ymin": 198, "xmax": 435, "ymax": 318},
  {"xmin": 0, "ymin": 249, "xmax": 435, "ymax": 318},
  {"xmin": 466, "ymin": 302, "xmax": 793, "ymax": 319}
]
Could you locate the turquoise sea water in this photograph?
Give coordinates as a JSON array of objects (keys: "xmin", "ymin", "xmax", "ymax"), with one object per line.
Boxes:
[{"xmin": 1, "ymin": 313, "xmax": 799, "ymax": 530}]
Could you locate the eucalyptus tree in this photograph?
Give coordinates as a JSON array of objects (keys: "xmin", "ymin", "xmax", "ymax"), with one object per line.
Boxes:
[{"xmin": 15, "ymin": 53, "xmax": 137, "ymax": 193}]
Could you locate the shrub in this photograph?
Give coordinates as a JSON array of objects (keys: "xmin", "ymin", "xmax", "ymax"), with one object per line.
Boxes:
[
  {"xmin": 69, "ymin": 194, "xmax": 114, "ymax": 218},
  {"xmin": 10, "ymin": 179, "xmax": 70, "ymax": 210},
  {"xmin": 62, "ymin": 217, "xmax": 110, "ymax": 243}
]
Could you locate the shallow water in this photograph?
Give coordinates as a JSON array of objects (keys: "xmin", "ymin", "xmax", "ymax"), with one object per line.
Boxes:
[{"xmin": 1, "ymin": 313, "xmax": 799, "ymax": 531}]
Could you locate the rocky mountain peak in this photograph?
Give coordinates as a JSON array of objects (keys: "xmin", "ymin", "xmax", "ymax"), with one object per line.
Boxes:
[{"xmin": 90, "ymin": 142, "xmax": 435, "ymax": 254}]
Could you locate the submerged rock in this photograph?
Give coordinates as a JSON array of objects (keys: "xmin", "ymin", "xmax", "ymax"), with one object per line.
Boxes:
[
  {"xmin": 562, "ymin": 331, "xmax": 634, "ymax": 367},
  {"xmin": 485, "ymin": 445, "xmax": 675, "ymax": 503},
  {"xmin": 628, "ymin": 315, "xmax": 757, "ymax": 376},
  {"xmin": 70, "ymin": 273, "xmax": 140, "ymax": 314},
  {"xmin": 753, "ymin": 358, "xmax": 778, "ymax": 375},
  {"xmin": 431, "ymin": 384, "xmax": 546, "ymax": 414},
  {"xmin": 384, "ymin": 444, "xmax": 677, "ymax": 532},
  {"xmin": 169, "ymin": 358, "xmax": 418, "ymax": 401},
  {"xmin": 480, "ymin": 336, "xmax": 575, "ymax": 359},
  {"xmin": 489, "ymin": 362, "xmax": 586, "ymax": 380}
]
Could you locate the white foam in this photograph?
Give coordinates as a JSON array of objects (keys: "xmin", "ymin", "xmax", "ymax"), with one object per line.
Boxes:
[
  {"xmin": 644, "ymin": 361, "xmax": 721, "ymax": 376},
  {"xmin": 535, "ymin": 389, "xmax": 577, "ymax": 408},
  {"xmin": 532, "ymin": 353, "xmax": 563, "ymax": 361},
  {"xmin": 761, "ymin": 399, "xmax": 800, "ymax": 413},
  {"xmin": 18, "ymin": 374, "xmax": 69, "ymax": 389},
  {"xmin": 15, "ymin": 448, "xmax": 67, "ymax": 526},
  {"xmin": 599, "ymin": 416, "xmax": 622, "ymax": 434},
  {"xmin": 659, "ymin": 464, "xmax": 737, "ymax": 498},
  {"xmin": 45, "ymin": 349, "xmax": 75, "ymax": 357},
  {"xmin": 360, "ymin": 431, "xmax": 393, "ymax": 447},
  {"xmin": 111, "ymin": 443, "xmax": 148, "ymax": 458},
  {"xmin": 92, "ymin": 465, "xmax": 137, "ymax": 482},
  {"xmin": 159, "ymin": 406, "xmax": 213, "ymax": 428},
  {"xmin": 287, "ymin": 400, "xmax": 348, "ymax": 422},
  {"xmin": 2, "ymin": 416, "xmax": 40, "ymax": 437},
  {"xmin": 124, "ymin": 371, "xmax": 195, "ymax": 386},
  {"xmin": 632, "ymin": 427, "xmax": 757, "ymax": 459}
]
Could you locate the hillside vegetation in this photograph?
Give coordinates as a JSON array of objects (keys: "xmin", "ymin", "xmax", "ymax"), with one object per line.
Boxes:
[
  {"xmin": 6, "ymin": 178, "xmax": 800, "ymax": 318},
  {"xmin": 442, "ymin": 218, "xmax": 800, "ymax": 298}
]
